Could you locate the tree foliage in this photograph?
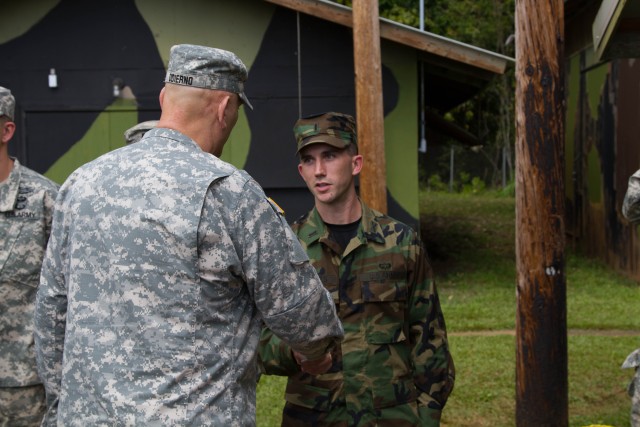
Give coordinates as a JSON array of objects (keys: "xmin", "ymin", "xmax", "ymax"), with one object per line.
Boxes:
[
  {"xmin": 332, "ymin": 0, "xmax": 516, "ymax": 188},
  {"xmin": 335, "ymin": 0, "xmax": 420, "ymax": 27}
]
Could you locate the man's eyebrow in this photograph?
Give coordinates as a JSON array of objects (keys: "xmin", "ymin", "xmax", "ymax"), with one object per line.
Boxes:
[{"xmin": 322, "ymin": 147, "xmax": 341, "ymax": 154}]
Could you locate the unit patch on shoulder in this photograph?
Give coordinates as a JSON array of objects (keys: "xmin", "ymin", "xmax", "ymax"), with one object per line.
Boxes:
[{"xmin": 267, "ymin": 197, "xmax": 285, "ymax": 216}]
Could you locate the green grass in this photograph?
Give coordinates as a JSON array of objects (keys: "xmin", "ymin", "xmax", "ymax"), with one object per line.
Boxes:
[
  {"xmin": 441, "ymin": 334, "xmax": 636, "ymax": 427},
  {"xmin": 256, "ymin": 191, "xmax": 640, "ymax": 427},
  {"xmin": 257, "ymin": 375, "xmax": 287, "ymax": 427}
]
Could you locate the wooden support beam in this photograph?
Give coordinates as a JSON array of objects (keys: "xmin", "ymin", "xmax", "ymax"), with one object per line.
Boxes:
[
  {"xmin": 515, "ymin": 0, "xmax": 568, "ymax": 425},
  {"xmin": 263, "ymin": 0, "xmax": 510, "ymax": 75},
  {"xmin": 352, "ymin": 0, "xmax": 386, "ymax": 214}
]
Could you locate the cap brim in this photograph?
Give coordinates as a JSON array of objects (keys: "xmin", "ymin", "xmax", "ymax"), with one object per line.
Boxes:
[
  {"xmin": 296, "ymin": 136, "xmax": 350, "ymax": 154},
  {"xmin": 239, "ymin": 92, "xmax": 253, "ymax": 110}
]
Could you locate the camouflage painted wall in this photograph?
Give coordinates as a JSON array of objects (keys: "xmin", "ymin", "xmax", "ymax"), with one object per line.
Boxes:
[
  {"xmin": 0, "ymin": 0, "xmax": 421, "ymax": 229},
  {"xmin": 565, "ymin": 49, "xmax": 640, "ymax": 279}
]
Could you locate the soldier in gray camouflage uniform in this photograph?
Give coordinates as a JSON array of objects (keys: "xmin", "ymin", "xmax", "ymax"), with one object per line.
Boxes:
[
  {"xmin": 622, "ymin": 170, "xmax": 640, "ymax": 427},
  {"xmin": 34, "ymin": 44, "xmax": 343, "ymax": 426},
  {"xmin": 0, "ymin": 86, "xmax": 59, "ymax": 426}
]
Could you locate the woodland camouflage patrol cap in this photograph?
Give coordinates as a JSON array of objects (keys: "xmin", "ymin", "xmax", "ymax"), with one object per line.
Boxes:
[
  {"xmin": 165, "ymin": 44, "xmax": 253, "ymax": 110},
  {"xmin": 293, "ymin": 112, "xmax": 357, "ymax": 154},
  {"xmin": 0, "ymin": 86, "xmax": 15, "ymax": 121}
]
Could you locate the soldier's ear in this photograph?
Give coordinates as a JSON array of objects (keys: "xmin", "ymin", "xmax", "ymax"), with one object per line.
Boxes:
[
  {"xmin": 217, "ymin": 94, "xmax": 230, "ymax": 127},
  {"xmin": 1, "ymin": 120, "xmax": 15, "ymax": 144},
  {"xmin": 351, "ymin": 154, "xmax": 363, "ymax": 176},
  {"xmin": 158, "ymin": 88, "xmax": 166, "ymax": 109}
]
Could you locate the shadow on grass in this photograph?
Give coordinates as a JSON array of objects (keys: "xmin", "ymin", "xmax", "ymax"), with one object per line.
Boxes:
[{"xmin": 419, "ymin": 191, "xmax": 516, "ymax": 277}]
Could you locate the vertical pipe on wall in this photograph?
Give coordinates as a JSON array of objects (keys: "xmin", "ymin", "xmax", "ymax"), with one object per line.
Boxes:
[
  {"xmin": 449, "ymin": 146, "xmax": 454, "ymax": 192},
  {"xmin": 296, "ymin": 11, "xmax": 302, "ymax": 118},
  {"xmin": 418, "ymin": 0, "xmax": 427, "ymax": 154}
]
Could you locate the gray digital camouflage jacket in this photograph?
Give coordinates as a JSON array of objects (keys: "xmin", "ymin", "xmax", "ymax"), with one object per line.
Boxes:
[
  {"xmin": 623, "ymin": 169, "xmax": 640, "ymax": 223},
  {"xmin": 622, "ymin": 171, "xmax": 640, "ymax": 427},
  {"xmin": 34, "ymin": 128, "xmax": 342, "ymax": 426},
  {"xmin": 0, "ymin": 159, "xmax": 58, "ymax": 387}
]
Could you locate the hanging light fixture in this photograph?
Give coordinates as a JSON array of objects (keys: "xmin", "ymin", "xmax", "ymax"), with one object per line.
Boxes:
[{"xmin": 48, "ymin": 68, "xmax": 58, "ymax": 88}]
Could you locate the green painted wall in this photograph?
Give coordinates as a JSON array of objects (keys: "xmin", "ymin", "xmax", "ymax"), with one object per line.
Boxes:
[
  {"xmin": 564, "ymin": 54, "xmax": 580, "ymax": 202},
  {"xmin": 381, "ymin": 40, "xmax": 419, "ymax": 220},
  {"xmin": 135, "ymin": 0, "xmax": 275, "ymax": 169},
  {"xmin": 45, "ymin": 100, "xmax": 139, "ymax": 183},
  {"xmin": 585, "ymin": 61, "xmax": 608, "ymax": 204},
  {"xmin": 0, "ymin": 1, "xmax": 59, "ymax": 44},
  {"xmin": 133, "ymin": 1, "xmax": 422, "ymax": 221},
  {"xmin": 2, "ymin": 0, "xmax": 426, "ymax": 223}
]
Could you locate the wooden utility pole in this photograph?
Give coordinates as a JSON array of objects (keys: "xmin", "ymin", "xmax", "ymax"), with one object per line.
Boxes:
[
  {"xmin": 352, "ymin": 0, "xmax": 387, "ymax": 214},
  {"xmin": 515, "ymin": 1, "xmax": 567, "ymax": 426}
]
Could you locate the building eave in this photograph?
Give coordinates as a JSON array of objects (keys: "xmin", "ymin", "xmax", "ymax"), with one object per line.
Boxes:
[
  {"xmin": 263, "ymin": 0, "xmax": 513, "ymax": 75},
  {"xmin": 592, "ymin": 0, "xmax": 640, "ymax": 61}
]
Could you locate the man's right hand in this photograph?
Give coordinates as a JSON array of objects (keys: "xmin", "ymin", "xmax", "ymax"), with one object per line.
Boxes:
[{"xmin": 293, "ymin": 351, "xmax": 333, "ymax": 375}]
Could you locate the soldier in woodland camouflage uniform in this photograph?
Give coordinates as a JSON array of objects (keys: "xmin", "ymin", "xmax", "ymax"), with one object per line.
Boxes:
[
  {"xmin": 259, "ymin": 112, "xmax": 455, "ymax": 426},
  {"xmin": 34, "ymin": 45, "xmax": 343, "ymax": 427},
  {"xmin": 622, "ymin": 170, "xmax": 640, "ymax": 427},
  {"xmin": 0, "ymin": 86, "xmax": 58, "ymax": 426}
]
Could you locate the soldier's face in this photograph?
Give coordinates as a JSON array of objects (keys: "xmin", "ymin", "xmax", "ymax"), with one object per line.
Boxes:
[{"xmin": 298, "ymin": 143, "xmax": 362, "ymax": 206}]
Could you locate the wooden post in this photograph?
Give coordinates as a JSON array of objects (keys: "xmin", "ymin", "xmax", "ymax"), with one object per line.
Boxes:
[
  {"xmin": 352, "ymin": 0, "xmax": 387, "ymax": 214},
  {"xmin": 515, "ymin": 1, "xmax": 567, "ymax": 426}
]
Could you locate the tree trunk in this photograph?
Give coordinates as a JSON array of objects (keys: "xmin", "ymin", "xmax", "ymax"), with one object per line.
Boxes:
[{"xmin": 515, "ymin": 0, "xmax": 567, "ymax": 425}]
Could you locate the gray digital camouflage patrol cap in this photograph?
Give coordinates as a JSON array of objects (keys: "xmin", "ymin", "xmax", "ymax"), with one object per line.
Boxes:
[
  {"xmin": 293, "ymin": 112, "xmax": 357, "ymax": 154},
  {"xmin": 165, "ymin": 44, "xmax": 253, "ymax": 110},
  {"xmin": 0, "ymin": 86, "xmax": 15, "ymax": 121},
  {"xmin": 124, "ymin": 120, "xmax": 158, "ymax": 145}
]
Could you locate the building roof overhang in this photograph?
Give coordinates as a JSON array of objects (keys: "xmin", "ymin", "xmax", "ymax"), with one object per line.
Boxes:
[
  {"xmin": 592, "ymin": 0, "xmax": 640, "ymax": 61},
  {"xmin": 263, "ymin": 0, "xmax": 513, "ymax": 115}
]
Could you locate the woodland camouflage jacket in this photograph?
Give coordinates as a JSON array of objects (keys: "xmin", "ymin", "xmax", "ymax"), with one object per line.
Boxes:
[{"xmin": 260, "ymin": 201, "xmax": 455, "ymax": 426}]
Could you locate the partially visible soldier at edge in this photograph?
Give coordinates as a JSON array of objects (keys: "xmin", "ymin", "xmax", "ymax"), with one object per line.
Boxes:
[
  {"xmin": 0, "ymin": 86, "xmax": 59, "ymax": 426},
  {"xmin": 623, "ymin": 169, "xmax": 640, "ymax": 223},
  {"xmin": 34, "ymin": 44, "xmax": 343, "ymax": 426},
  {"xmin": 621, "ymin": 170, "xmax": 640, "ymax": 427},
  {"xmin": 259, "ymin": 112, "xmax": 455, "ymax": 426}
]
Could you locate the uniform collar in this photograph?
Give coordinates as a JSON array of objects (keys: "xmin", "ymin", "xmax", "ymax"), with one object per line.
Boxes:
[
  {"xmin": 0, "ymin": 158, "xmax": 22, "ymax": 212},
  {"xmin": 298, "ymin": 199, "xmax": 386, "ymax": 246},
  {"xmin": 144, "ymin": 127, "xmax": 203, "ymax": 152}
]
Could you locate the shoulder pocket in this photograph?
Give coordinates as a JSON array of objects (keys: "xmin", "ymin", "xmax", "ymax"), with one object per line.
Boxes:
[{"xmin": 362, "ymin": 279, "xmax": 409, "ymax": 344}]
